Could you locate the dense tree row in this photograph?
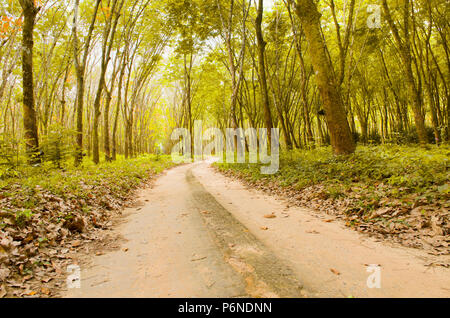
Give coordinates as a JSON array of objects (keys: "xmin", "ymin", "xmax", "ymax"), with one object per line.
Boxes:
[
  {"xmin": 164, "ymin": 0, "xmax": 449, "ymax": 156},
  {"xmin": 0, "ymin": 0, "xmax": 448, "ymax": 166},
  {"xmin": 1, "ymin": 0, "xmax": 169, "ymax": 166}
]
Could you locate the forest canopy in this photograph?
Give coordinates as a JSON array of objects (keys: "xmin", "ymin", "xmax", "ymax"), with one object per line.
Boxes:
[{"xmin": 0, "ymin": 0, "xmax": 448, "ymax": 165}]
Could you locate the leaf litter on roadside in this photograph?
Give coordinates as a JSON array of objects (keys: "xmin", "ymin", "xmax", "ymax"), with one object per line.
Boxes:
[
  {"xmin": 0, "ymin": 156, "xmax": 176, "ymax": 298},
  {"xmin": 214, "ymin": 146, "xmax": 450, "ymax": 257}
]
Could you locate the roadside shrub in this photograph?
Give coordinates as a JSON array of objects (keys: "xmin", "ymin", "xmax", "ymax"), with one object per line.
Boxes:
[
  {"xmin": 367, "ymin": 131, "xmax": 382, "ymax": 145},
  {"xmin": 391, "ymin": 126, "xmax": 436, "ymax": 144},
  {"xmin": 0, "ymin": 133, "xmax": 22, "ymax": 178},
  {"xmin": 40, "ymin": 125, "xmax": 77, "ymax": 168},
  {"xmin": 216, "ymin": 145, "xmax": 449, "ymax": 199}
]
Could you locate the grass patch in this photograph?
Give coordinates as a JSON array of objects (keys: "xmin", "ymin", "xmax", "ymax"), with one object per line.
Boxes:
[
  {"xmin": 215, "ymin": 145, "xmax": 449, "ymax": 251},
  {"xmin": 216, "ymin": 145, "xmax": 449, "ymax": 204},
  {"xmin": 0, "ymin": 154, "xmax": 176, "ymax": 209},
  {"xmin": 0, "ymin": 154, "xmax": 177, "ymax": 297}
]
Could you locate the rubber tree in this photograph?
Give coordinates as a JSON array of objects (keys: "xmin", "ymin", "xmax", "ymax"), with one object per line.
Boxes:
[
  {"xmin": 255, "ymin": 0, "xmax": 273, "ymax": 141},
  {"xmin": 292, "ymin": 0, "xmax": 355, "ymax": 155},
  {"xmin": 382, "ymin": 0, "xmax": 428, "ymax": 146},
  {"xmin": 19, "ymin": 0, "xmax": 41, "ymax": 163},
  {"xmin": 92, "ymin": 0, "xmax": 124, "ymax": 164},
  {"xmin": 72, "ymin": 0, "xmax": 101, "ymax": 166}
]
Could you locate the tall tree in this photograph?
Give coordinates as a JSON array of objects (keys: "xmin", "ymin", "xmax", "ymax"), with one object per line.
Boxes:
[
  {"xmin": 255, "ymin": 0, "xmax": 273, "ymax": 140},
  {"xmin": 92, "ymin": 0, "xmax": 124, "ymax": 164},
  {"xmin": 19, "ymin": 0, "xmax": 40, "ymax": 163},
  {"xmin": 216, "ymin": 0, "xmax": 250, "ymax": 129},
  {"xmin": 292, "ymin": 0, "xmax": 355, "ymax": 155},
  {"xmin": 72, "ymin": 0, "xmax": 101, "ymax": 165},
  {"xmin": 382, "ymin": 0, "xmax": 428, "ymax": 146}
]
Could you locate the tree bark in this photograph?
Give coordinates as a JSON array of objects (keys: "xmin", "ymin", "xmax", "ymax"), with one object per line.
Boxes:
[
  {"xmin": 293, "ymin": 0, "xmax": 355, "ymax": 155},
  {"xmin": 255, "ymin": 0, "xmax": 273, "ymax": 140},
  {"xmin": 92, "ymin": 0, "xmax": 123, "ymax": 164},
  {"xmin": 19, "ymin": 0, "xmax": 40, "ymax": 163},
  {"xmin": 72, "ymin": 0, "xmax": 101, "ymax": 166},
  {"xmin": 382, "ymin": 0, "xmax": 428, "ymax": 145}
]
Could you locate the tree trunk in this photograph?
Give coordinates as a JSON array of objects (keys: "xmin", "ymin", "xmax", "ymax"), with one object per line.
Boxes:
[
  {"xmin": 112, "ymin": 98, "xmax": 121, "ymax": 161},
  {"xmin": 72, "ymin": 0, "xmax": 101, "ymax": 166},
  {"xmin": 19, "ymin": 0, "xmax": 40, "ymax": 164},
  {"xmin": 382, "ymin": 0, "xmax": 427, "ymax": 145},
  {"xmin": 104, "ymin": 90, "xmax": 112, "ymax": 161},
  {"xmin": 294, "ymin": 0, "xmax": 355, "ymax": 155},
  {"xmin": 92, "ymin": 0, "xmax": 122, "ymax": 164},
  {"xmin": 255, "ymin": 0, "xmax": 273, "ymax": 140}
]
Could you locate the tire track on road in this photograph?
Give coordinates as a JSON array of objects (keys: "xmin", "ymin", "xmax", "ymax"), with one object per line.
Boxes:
[{"xmin": 187, "ymin": 167, "xmax": 308, "ymax": 298}]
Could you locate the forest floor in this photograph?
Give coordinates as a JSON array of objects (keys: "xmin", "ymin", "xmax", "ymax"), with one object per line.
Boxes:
[
  {"xmin": 63, "ymin": 161, "xmax": 449, "ymax": 298},
  {"xmin": 216, "ymin": 145, "xmax": 449, "ymax": 257},
  {"xmin": 0, "ymin": 155, "xmax": 177, "ymax": 298},
  {"xmin": 1, "ymin": 146, "xmax": 449, "ymax": 298}
]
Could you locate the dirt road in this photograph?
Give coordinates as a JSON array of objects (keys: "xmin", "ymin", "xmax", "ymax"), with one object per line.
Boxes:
[{"xmin": 64, "ymin": 162, "xmax": 450, "ymax": 298}]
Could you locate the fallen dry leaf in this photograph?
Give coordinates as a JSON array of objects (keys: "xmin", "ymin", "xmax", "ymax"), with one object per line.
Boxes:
[
  {"xmin": 364, "ymin": 264, "xmax": 382, "ymax": 267},
  {"xmin": 214, "ymin": 166, "xmax": 450, "ymax": 257},
  {"xmin": 22, "ymin": 275, "xmax": 32, "ymax": 282},
  {"xmin": 264, "ymin": 213, "xmax": 277, "ymax": 219},
  {"xmin": 0, "ymin": 285, "xmax": 6, "ymax": 298},
  {"xmin": 424, "ymin": 262, "xmax": 449, "ymax": 268},
  {"xmin": 41, "ymin": 287, "xmax": 51, "ymax": 295},
  {"xmin": 330, "ymin": 268, "xmax": 341, "ymax": 276},
  {"xmin": 260, "ymin": 226, "xmax": 269, "ymax": 231},
  {"xmin": 0, "ymin": 268, "xmax": 11, "ymax": 281},
  {"xmin": 191, "ymin": 256, "xmax": 207, "ymax": 262}
]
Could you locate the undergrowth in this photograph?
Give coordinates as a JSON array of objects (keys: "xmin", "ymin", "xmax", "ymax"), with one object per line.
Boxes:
[{"xmin": 216, "ymin": 145, "xmax": 449, "ymax": 205}]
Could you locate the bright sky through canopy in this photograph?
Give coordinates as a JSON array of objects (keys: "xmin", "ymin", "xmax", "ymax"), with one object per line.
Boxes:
[{"xmin": 265, "ymin": 0, "xmax": 276, "ymax": 11}]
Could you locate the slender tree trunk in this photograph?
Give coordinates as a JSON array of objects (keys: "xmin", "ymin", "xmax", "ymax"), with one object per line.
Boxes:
[
  {"xmin": 112, "ymin": 57, "xmax": 126, "ymax": 161},
  {"xmin": 92, "ymin": 0, "xmax": 122, "ymax": 164},
  {"xmin": 382, "ymin": 0, "xmax": 427, "ymax": 145},
  {"xmin": 216, "ymin": 0, "xmax": 249, "ymax": 130},
  {"xmin": 293, "ymin": 0, "xmax": 355, "ymax": 155},
  {"xmin": 19, "ymin": 0, "xmax": 40, "ymax": 164},
  {"xmin": 184, "ymin": 53, "xmax": 193, "ymax": 152},
  {"xmin": 112, "ymin": 98, "xmax": 120, "ymax": 161},
  {"xmin": 124, "ymin": 119, "xmax": 130, "ymax": 159},
  {"xmin": 72, "ymin": 0, "xmax": 101, "ymax": 166},
  {"xmin": 104, "ymin": 91, "xmax": 112, "ymax": 161},
  {"xmin": 92, "ymin": 91, "xmax": 102, "ymax": 164},
  {"xmin": 255, "ymin": 0, "xmax": 273, "ymax": 140}
]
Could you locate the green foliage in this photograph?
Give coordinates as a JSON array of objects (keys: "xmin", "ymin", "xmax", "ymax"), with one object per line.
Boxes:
[
  {"xmin": 15, "ymin": 209, "xmax": 33, "ymax": 227},
  {"xmin": 0, "ymin": 133, "xmax": 23, "ymax": 179},
  {"xmin": 0, "ymin": 133, "xmax": 22, "ymax": 169},
  {"xmin": 0, "ymin": 155, "xmax": 177, "ymax": 211},
  {"xmin": 216, "ymin": 145, "xmax": 450, "ymax": 203},
  {"xmin": 388, "ymin": 127, "xmax": 439, "ymax": 145},
  {"xmin": 40, "ymin": 125, "xmax": 77, "ymax": 168}
]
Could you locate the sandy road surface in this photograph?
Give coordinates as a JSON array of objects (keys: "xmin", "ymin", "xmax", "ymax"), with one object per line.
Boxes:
[{"xmin": 65, "ymin": 162, "xmax": 450, "ymax": 298}]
